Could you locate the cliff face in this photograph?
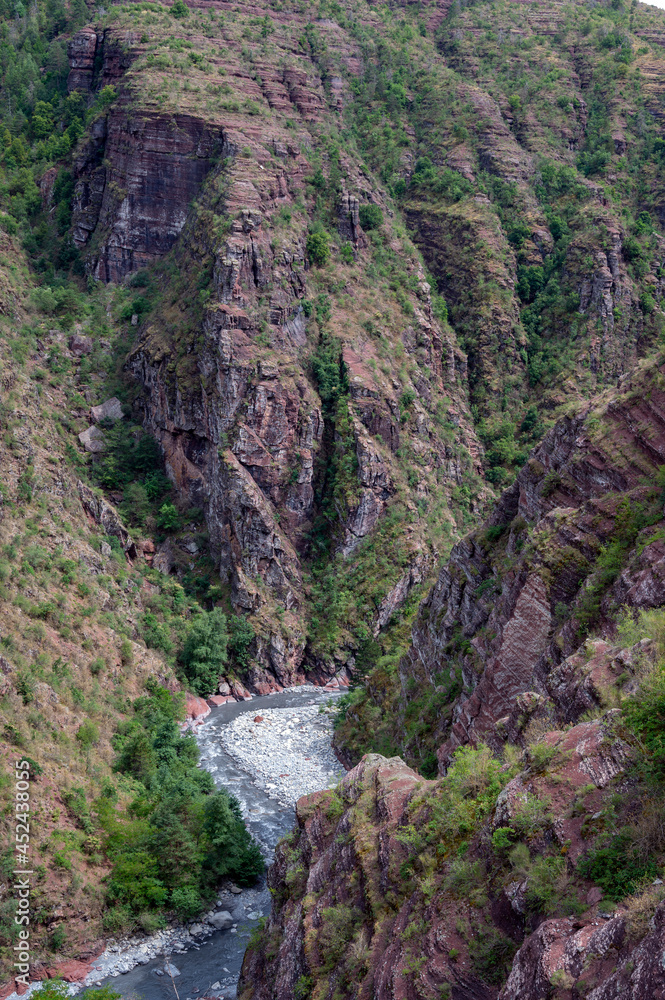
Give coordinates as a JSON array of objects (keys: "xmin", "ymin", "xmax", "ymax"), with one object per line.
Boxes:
[
  {"xmin": 336, "ymin": 353, "xmax": 665, "ymax": 768},
  {"xmin": 404, "ymin": 356, "xmax": 665, "ymax": 768},
  {"xmin": 73, "ymin": 106, "xmax": 228, "ymax": 281},
  {"xmin": 62, "ymin": 6, "xmax": 488, "ymax": 687},
  {"xmin": 61, "ymin": 0, "xmax": 665, "ymax": 687},
  {"xmin": 241, "ymin": 714, "xmax": 665, "ymax": 1000}
]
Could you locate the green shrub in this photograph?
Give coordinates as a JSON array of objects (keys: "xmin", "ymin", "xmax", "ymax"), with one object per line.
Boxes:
[
  {"xmin": 541, "ymin": 471, "xmax": 562, "ymax": 497},
  {"xmin": 578, "ymin": 833, "xmax": 658, "ymax": 901},
  {"xmin": 491, "ymin": 827, "xmax": 516, "ymax": 855},
  {"xmin": 306, "ymin": 231, "xmax": 331, "ymax": 266},
  {"xmin": 228, "ymin": 614, "xmax": 255, "ymax": 670},
  {"xmin": 339, "ymin": 241, "xmax": 355, "ymax": 263},
  {"xmin": 76, "ymin": 720, "xmax": 100, "ymax": 748},
  {"xmin": 468, "ymin": 927, "xmax": 517, "ymax": 985},
  {"xmin": 171, "ymin": 885, "xmax": 203, "ymax": 917},
  {"xmin": 90, "ymin": 657, "xmax": 104, "ymax": 676},
  {"xmin": 170, "ymin": 0, "xmax": 189, "ymax": 16},
  {"xmin": 359, "ymin": 204, "xmax": 383, "ymax": 230},
  {"xmin": 157, "ymin": 502, "xmax": 179, "ymax": 532}
]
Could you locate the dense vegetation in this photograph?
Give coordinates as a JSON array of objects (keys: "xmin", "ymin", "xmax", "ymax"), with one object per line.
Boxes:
[{"xmin": 102, "ymin": 683, "xmax": 263, "ymax": 928}]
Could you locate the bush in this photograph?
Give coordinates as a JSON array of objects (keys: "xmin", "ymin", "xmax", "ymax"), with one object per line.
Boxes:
[
  {"xmin": 228, "ymin": 614, "xmax": 255, "ymax": 670},
  {"xmin": 468, "ymin": 927, "xmax": 517, "ymax": 985},
  {"xmin": 170, "ymin": 0, "xmax": 189, "ymax": 16},
  {"xmin": 157, "ymin": 502, "xmax": 179, "ymax": 532},
  {"xmin": 180, "ymin": 608, "xmax": 228, "ymax": 696},
  {"xmin": 306, "ymin": 231, "xmax": 331, "ymax": 266},
  {"xmin": 359, "ymin": 204, "xmax": 383, "ymax": 230},
  {"xmin": 76, "ymin": 720, "xmax": 100, "ymax": 748},
  {"xmin": 578, "ymin": 833, "xmax": 658, "ymax": 901},
  {"xmin": 491, "ymin": 827, "xmax": 516, "ymax": 855},
  {"xmin": 170, "ymin": 885, "xmax": 202, "ymax": 918}
]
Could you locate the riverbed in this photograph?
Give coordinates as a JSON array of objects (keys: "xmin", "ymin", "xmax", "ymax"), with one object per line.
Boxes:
[{"xmin": 85, "ymin": 686, "xmax": 343, "ymax": 1000}]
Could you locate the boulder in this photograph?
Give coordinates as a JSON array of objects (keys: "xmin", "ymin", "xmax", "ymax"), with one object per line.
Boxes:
[
  {"xmin": 207, "ymin": 911, "xmax": 234, "ymax": 930},
  {"xmin": 45, "ymin": 959, "xmax": 95, "ymax": 982},
  {"xmin": 184, "ymin": 693, "xmax": 210, "ymax": 724},
  {"xmin": 78, "ymin": 425, "xmax": 106, "ymax": 453},
  {"xmin": 68, "ymin": 332, "xmax": 93, "ymax": 356},
  {"xmin": 91, "ymin": 397, "xmax": 124, "ymax": 423},
  {"xmin": 153, "ymin": 539, "xmax": 175, "ymax": 575}
]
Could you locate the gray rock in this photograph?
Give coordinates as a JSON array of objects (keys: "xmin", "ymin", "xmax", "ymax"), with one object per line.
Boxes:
[
  {"xmin": 229, "ymin": 884, "xmax": 242, "ymax": 894},
  {"xmin": 206, "ymin": 911, "xmax": 233, "ymax": 931},
  {"xmin": 77, "ymin": 481, "xmax": 137, "ymax": 559},
  {"xmin": 164, "ymin": 963, "xmax": 181, "ymax": 977},
  {"xmin": 153, "ymin": 538, "xmax": 175, "ymax": 575},
  {"xmin": 91, "ymin": 397, "xmax": 124, "ymax": 423},
  {"xmin": 69, "ymin": 332, "xmax": 93, "ymax": 356},
  {"xmin": 189, "ymin": 923, "xmax": 206, "ymax": 937},
  {"xmin": 78, "ymin": 425, "xmax": 106, "ymax": 453}
]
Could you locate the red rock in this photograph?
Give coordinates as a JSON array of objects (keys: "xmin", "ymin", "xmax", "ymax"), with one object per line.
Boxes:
[
  {"xmin": 46, "ymin": 959, "xmax": 95, "ymax": 982},
  {"xmin": 254, "ymin": 716, "xmax": 264, "ymax": 723},
  {"xmin": 184, "ymin": 693, "xmax": 210, "ymax": 723},
  {"xmin": 67, "ymin": 28, "xmax": 98, "ymax": 93}
]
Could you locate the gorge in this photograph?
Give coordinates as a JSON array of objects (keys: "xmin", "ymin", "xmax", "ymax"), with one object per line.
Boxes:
[{"xmin": 4, "ymin": 0, "xmax": 665, "ymax": 998}]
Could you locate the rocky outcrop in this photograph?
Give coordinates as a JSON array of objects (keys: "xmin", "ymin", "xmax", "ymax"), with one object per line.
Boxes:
[
  {"xmin": 72, "ymin": 108, "xmax": 231, "ymax": 281},
  {"xmin": 77, "ymin": 480, "xmax": 137, "ymax": 558},
  {"xmin": 396, "ymin": 357, "xmax": 665, "ymax": 770},
  {"xmin": 241, "ymin": 726, "xmax": 639, "ymax": 1000},
  {"xmin": 67, "ymin": 28, "xmax": 99, "ymax": 93}
]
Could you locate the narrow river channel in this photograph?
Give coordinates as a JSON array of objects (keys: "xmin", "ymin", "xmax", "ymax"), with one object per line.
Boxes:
[{"xmin": 96, "ymin": 686, "xmax": 343, "ymax": 1000}]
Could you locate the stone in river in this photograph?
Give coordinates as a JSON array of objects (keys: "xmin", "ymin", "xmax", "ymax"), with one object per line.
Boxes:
[
  {"xmin": 164, "ymin": 963, "xmax": 181, "ymax": 977},
  {"xmin": 207, "ymin": 911, "xmax": 233, "ymax": 930},
  {"xmin": 229, "ymin": 884, "xmax": 242, "ymax": 894}
]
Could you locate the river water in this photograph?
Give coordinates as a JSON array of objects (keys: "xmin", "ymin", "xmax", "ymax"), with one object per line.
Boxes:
[{"xmin": 98, "ymin": 687, "xmax": 341, "ymax": 1000}]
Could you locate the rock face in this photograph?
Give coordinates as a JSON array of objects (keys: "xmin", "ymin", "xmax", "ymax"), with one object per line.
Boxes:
[
  {"xmin": 77, "ymin": 480, "xmax": 137, "ymax": 558},
  {"xmin": 240, "ymin": 727, "xmax": 644, "ymax": 1000},
  {"xmin": 72, "ymin": 106, "xmax": 230, "ymax": 281},
  {"xmin": 395, "ymin": 357, "xmax": 665, "ymax": 770}
]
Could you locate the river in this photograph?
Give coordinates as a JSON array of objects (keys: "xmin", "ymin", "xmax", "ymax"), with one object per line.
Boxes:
[{"xmin": 93, "ymin": 686, "xmax": 343, "ymax": 1000}]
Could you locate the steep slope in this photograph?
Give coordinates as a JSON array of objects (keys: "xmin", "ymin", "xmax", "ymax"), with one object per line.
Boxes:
[
  {"xmin": 55, "ymin": 0, "xmax": 665, "ymax": 693},
  {"xmin": 337, "ymin": 350, "xmax": 665, "ymax": 770},
  {"xmin": 242, "ymin": 693, "xmax": 665, "ymax": 1000},
  {"xmin": 61, "ymin": 3, "xmax": 487, "ymax": 688}
]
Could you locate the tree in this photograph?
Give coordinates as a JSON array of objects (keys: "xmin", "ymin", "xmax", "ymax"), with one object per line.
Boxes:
[
  {"xmin": 180, "ymin": 608, "xmax": 228, "ymax": 695},
  {"xmin": 306, "ymin": 231, "xmax": 330, "ymax": 266}
]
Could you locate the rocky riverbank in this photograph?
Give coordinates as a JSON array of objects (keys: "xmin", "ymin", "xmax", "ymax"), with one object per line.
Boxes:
[
  {"xmin": 1, "ymin": 689, "xmax": 344, "ymax": 1000},
  {"xmin": 215, "ymin": 698, "xmax": 344, "ymax": 808},
  {"xmin": 81, "ymin": 885, "xmax": 266, "ymax": 985}
]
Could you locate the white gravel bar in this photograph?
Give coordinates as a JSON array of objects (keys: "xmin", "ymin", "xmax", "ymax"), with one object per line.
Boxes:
[{"xmin": 218, "ymin": 702, "xmax": 344, "ymax": 807}]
